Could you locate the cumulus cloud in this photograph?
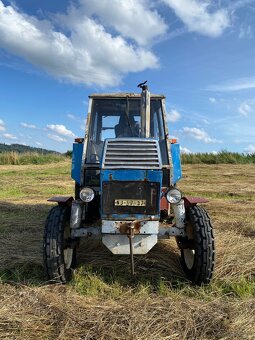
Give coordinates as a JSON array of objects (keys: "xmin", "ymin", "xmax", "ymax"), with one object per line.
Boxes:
[
  {"xmin": 48, "ymin": 134, "xmax": 67, "ymax": 142},
  {"xmin": 75, "ymin": 0, "xmax": 167, "ymax": 46},
  {"xmin": 167, "ymin": 109, "xmax": 181, "ymax": 122},
  {"xmin": 47, "ymin": 124, "xmax": 75, "ymax": 137},
  {"xmin": 183, "ymin": 127, "xmax": 221, "ymax": 143},
  {"xmin": 238, "ymin": 101, "xmax": 253, "ymax": 116},
  {"xmin": 245, "ymin": 144, "xmax": 255, "ymax": 154},
  {"xmin": 180, "ymin": 146, "xmax": 192, "ymax": 154},
  {"xmin": 21, "ymin": 122, "xmax": 36, "ymax": 128},
  {"xmin": 0, "ymin": 0, "xmax": 160, "ymax": 87},
  {"xmin": 162, "ymin": 0, "xmax": 229, "ymax": 37},
  {"xmin": 3, "ymin": 133, "xmax": 17, "ymax": 140},
  {"xmin": 36, "ymin": 142, "xmax": 42, "ymax": 146},
  {"xmin": 0, "ymin": 119, "xmax": 5, "ymax": 131}
]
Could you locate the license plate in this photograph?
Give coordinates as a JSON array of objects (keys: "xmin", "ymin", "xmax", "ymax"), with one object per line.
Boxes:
[{"xmin": 114, "ymin": 199, "xmax": 146, "ymax": 207}]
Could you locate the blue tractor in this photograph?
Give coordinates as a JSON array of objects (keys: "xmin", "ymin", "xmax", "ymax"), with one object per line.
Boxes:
[{"xmin": 43, "ymin": 82, "xmax": 215, "ymax": 285}]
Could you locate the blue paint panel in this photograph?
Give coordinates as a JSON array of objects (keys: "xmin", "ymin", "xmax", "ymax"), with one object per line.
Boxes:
[
  {"xmin": 101, "ymin": 169, "xmax": 162, "ymax": 182},
  {"xmin": 71, "ymin": 143, "xmax": 83, "ymax": 184},
  {"xmin": 171, "ymin": 143, "xmax": 182, "ymax": 184}
]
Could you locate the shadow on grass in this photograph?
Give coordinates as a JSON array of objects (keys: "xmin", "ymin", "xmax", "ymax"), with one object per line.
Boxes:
[
  {"xmin": 0, "ymin": 201, "xmax": 187, "ymax": 291},
  {"xmin": 75, "ymin": 238, "xmax": 186, "ymax": 291}
]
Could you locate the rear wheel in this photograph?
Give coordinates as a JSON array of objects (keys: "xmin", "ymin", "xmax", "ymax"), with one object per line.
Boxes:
[
  {"xmin": 43, "ymin": 205, "xmax": 77, "ymax": 283},
  {"xmin": 180, "ymin": 205, "xmax": 215, "ymax": 285}
]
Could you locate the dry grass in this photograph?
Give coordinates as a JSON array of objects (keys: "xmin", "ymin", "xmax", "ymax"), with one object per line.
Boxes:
[
  {"xmin": 0, "ymin": 162, "xmax": 254, "ymax": 339},
  {"xmin": 0, "ymin": 151, "xmax": 66, "ymax": 165}
]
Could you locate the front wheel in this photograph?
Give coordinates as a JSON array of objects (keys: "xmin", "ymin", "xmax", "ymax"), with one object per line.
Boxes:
[
  {"xmin": 180, "ymin": 205, "xmax": 215, "ymax": 285},
  {"xmin": 43, "ymin": 205, "xmax": 77, "ymax": 283}
]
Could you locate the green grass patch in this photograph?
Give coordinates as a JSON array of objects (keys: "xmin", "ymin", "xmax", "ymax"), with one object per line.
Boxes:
[
  {"xmin": 71, "ymin": 264, "xmax": 255, "ymax": 301},
  {"xmin": 0, "ymin": 151, "xmax": 67, "ymax": 165},
  {"xmin": 181, "ymin": 150, "xmax": 255, "ymax": 164},
  {"xmin": 0, "ymin": 263, "xmax": 44, "ymax": 285}
]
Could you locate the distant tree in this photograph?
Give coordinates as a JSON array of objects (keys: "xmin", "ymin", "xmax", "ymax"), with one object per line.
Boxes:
[
  {"xmin": 0, "ymin": 143, "xmax": 60, "ymax": 154},
  {"xmin": 65, "ymin": 150, "xmax": 72, "ymax": 157}
]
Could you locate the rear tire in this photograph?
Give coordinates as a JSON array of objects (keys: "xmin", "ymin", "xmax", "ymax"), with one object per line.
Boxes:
[
  {"xmin": 43, "ymin": 205, "xmax": 77, "ymax": 283},
  {"xmin": 181, "ymin": 205, "xmax": 215, "ymax": 285}
]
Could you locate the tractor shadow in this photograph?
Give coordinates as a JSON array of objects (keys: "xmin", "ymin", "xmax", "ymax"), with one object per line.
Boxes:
[
  {"xmin": 0, "ymin": 201, "xmax": 186, "ymax": 289},
  {"xmin": 76, "ymin": 238, "xmax": 186, "ymax": 290}
]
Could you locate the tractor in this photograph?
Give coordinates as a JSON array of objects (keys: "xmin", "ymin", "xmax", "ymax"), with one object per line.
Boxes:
[{"xmin": 43, "ymin": 82, "xmax": 215, "ymax": 285}]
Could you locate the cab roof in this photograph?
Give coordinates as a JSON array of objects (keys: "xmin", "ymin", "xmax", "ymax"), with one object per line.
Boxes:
[{"xmin": 89, "ymin": 93, "xmax": 165, "ymax": 99}]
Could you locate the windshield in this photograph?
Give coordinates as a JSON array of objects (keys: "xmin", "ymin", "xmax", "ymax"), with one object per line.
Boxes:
[{"xmin": 86, "ymin": 98, "xmax": 168, "ymax": 164}]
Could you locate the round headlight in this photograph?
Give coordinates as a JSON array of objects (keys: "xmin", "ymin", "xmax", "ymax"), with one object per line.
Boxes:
[
  {"xmin": 79, "ymin": 187, "xmax": 95, "ymax": 202},
  {"xmin": 166, "ymin": 188, "xmax": 182, "ymax": 204}
]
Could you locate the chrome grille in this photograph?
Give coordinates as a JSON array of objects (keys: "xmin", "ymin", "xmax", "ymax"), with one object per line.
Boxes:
[{"xmin": 102, "ymin": 139, "xmax": 162, "ymax": 169}]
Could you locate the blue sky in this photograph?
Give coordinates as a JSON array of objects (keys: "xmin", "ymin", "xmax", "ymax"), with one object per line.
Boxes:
[{"xmin": 0, "ymin": 0, "xmax": 255, "ymax": 153}]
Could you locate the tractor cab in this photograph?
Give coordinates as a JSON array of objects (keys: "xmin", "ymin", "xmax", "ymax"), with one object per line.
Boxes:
[{"xmin": 44, "ymin": 84, "xmax": 215, "ymax": 285}]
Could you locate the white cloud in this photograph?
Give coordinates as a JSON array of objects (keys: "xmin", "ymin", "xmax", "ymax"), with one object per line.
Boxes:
[
  {"xmin": 36, "ymin": 142, "xmax": 42, "ymax": 146},
  {"xmin": 47, "ymin": 134, "xmax": 67, "ymax": 142},
  {"xmin": 67, "ymin": 113, "xmax": 84, "ymax": 124},
  {"xmin": 239, "ymin": 24, "xmax": 252, "ymax": 39},
  {"xmin": 238, "ymin": 101, "xmax": 253, "ymax": 116},
  {"xmin": 21, "ymin": 122, "xmax": 36, "ymax": 128},
  {"xmin": 209, "ymin": 97, "xmax": 216, "ymax": 103},
  {"xmin": 47, "ymin": 124, "xmax": 75, "ymax": 137},
  {"xmin": 183, "ymin": 127, "xmax": 221, "ymax": 143},
  {"xmin": 0, "ymin": 119, "xmax": 5, "ymax": 131},
  {"xmin": 180, "ymin": 146, "xmax": 192, "ymax": 154},
  {"xmin": 3, "ymin": 133, "xmax": 17, "ymax": 140},
  {"xmin": 211, "ymin": 150, "xmax": 218, "ymax": 155},
  {"xmin": 67, "ymin": 114, "xmax": 76, "ymax": 120},
  {"xmin": 162, "ymin": 0, "xmax": 229, "ymax": 37},
  {"xmin": 0, "ymin": 1, "xmax": 159, "ymax": 87},
  {"xmin": 76, "ymin": 0, "xmax": 167, "ymax": 46},
  {"xmin": 167, "ymin": 109, "xmax": 181, "ymax": 122},
  {"xmin": 207, "ymin": 76, "xmax": 255, "ymax": 92},
  {"xmin": 245, "ymin": 144, "xmax": 255, "ymax": 154}
]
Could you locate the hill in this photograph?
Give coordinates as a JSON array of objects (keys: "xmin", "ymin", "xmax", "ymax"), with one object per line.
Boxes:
[{"xmin": 0, "ymin": 143, "xmax": 59, "ymax": 154}]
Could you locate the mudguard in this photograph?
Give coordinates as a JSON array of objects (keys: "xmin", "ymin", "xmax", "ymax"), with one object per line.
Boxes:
[
  {"xmin": 47, "ymin": 196, "xmax": 73, "ymax": 206},
  {"xmin": 183, "ymin": 196, "xmax": 209, "ymax": 207}
]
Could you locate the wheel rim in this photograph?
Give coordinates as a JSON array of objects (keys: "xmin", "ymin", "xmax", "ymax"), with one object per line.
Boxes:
[
  {"xmin": 64, "ymin": 248, "xmax": 73, "ymax": 269},
  {"xmin": 64, "ymin": 221, "xmax": 73, "ymax": 269},
  {"xmin": 183, "ymin": 248, "xmax": 195, "ymax": 270}
]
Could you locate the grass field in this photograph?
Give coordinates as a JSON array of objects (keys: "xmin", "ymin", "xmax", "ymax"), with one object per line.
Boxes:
[{"xmin": 0, "ymin": 161, "xmax": 254, "ymax": 339}]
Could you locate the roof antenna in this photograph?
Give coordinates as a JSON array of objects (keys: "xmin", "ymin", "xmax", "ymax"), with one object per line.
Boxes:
[{"xmin": 137, "ymin": 80, "xmax": 148, "ymax": 91}]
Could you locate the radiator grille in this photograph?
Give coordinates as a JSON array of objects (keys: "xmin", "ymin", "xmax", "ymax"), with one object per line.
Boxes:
[{"xmin": 102, "ymin": 139, "xmax": 162, "ymax": 169}]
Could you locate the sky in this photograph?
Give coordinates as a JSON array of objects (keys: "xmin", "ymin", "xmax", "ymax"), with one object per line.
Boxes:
[{"xmin": 0, "ymin": 0, "xmax": 255, "ymax": 154}]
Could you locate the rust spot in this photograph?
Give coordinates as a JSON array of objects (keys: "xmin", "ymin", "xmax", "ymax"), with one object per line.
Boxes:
[
  {"xmin": 109, "ymin": 173, "xmax": 113, "ymax": 180},
  {"xmin": 118, "ymin": 220, "xmax": 142, "ymax": 235},
  {"xmin": 133, "ymin": 221, "xmax": 142, "ymax": 234},
  {"xmin": 119, "ymin": 222, "xmax": 131, "ymax": 234}
]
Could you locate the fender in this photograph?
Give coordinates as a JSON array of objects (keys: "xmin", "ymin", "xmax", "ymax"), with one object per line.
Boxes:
[
  {"xmin": 47, "ymin": 196, "xmax": 73, "ymax": 206},
  {"xmin": 183, "ymin": 196, "xmax": 209, "ymax": 207}
]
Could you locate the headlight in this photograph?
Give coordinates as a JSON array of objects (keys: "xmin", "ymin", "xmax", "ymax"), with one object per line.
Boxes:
[
  {"xmin": 166, "ymin": 188, "xmax": 182, "ymax": 204},
  {"xmin": 79, "ymin": 187, "xmax": 95, "ymax": 202}
]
